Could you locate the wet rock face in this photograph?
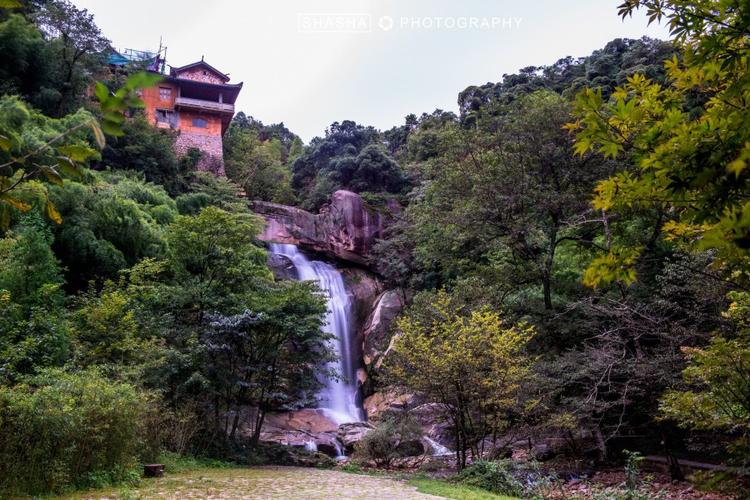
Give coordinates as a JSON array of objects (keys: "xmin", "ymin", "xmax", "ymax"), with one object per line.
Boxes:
[
  {"xmin": 252, "ymin": 190, "xmax": 397, "ymax": 266},
  {"xmin": 267, "ymin": 253, "xmax": 298, "ymax": 281}
]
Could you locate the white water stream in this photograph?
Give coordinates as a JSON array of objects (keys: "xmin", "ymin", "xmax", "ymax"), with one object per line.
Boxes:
[{"xmin": 270, "ymin": 243, "xmax": 364, "ymax": 425}]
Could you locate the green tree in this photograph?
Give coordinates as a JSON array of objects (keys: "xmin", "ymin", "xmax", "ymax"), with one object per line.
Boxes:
[
  {"xmin": 571, "ymin": 0, "xmax": 750, "ymax": 285},
  {"xmin": 660, "ymin": 290, "xmax": 750, "ymax": 441},
  {"xmin": 223, "ymin": 121, "xmax": 295, "ymax": 204},
  {"xmin": 166, "ymin": 206, "xmax": 270, "ymax": 319},
  {"xmin": 409, "ymin": 91, "xmax": 611, "ymax": 309},
  {"xmin": 386, "ymin": 290, "xmax": 535, "ymax": 469},
  {"xmin": 200, "ymin": 282, "xmax": 328, "ymax": 445},
  {"xmin": 33, "ymin": 0, "xmax": 109, "ymax": 116},
  {"xmin": 100, "ymin": 114, "xmax": 186, "ymax": 195}
]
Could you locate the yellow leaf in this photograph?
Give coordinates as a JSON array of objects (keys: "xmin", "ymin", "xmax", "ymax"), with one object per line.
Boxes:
[
  {"xmin": 46, "ymin": 200, "xmax": 62, "ymax": 224},
  {"xmin": 1, "ymin": 195, "xmax": 31, "ymax": 212}
]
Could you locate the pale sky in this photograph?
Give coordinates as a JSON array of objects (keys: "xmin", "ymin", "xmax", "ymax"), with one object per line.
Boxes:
[{"xmin": 72, "ymin": 0, "xmax": 670, "ymax": 142}]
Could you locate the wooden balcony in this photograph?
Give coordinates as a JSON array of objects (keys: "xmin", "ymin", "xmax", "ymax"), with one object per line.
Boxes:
[{"xmin": 174, "ymin": 96, "xmax": 234, "ymax": 114}]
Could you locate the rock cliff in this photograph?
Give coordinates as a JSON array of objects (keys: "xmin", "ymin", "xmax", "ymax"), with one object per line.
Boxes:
[{"xmin": 251, "ymin": 190, "xmax": 397, "ymax": 266}]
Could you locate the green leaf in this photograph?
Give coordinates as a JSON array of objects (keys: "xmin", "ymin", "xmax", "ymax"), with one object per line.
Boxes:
[
  {"xmin": 101, "ymin": 120, "xmax": 125, "ymax": 137},
  {"xmin": 94, "ymin": 82, "xmax": 110, "ymax": 104},
  {"xmin": 57, "ymin": 144, "xmax": 97, "ymax": 162},
  {"xmin": 39, "ymin": 165, "xmax": 63, "ymax": 186},
  {"xmin": 0, "ymin": 134, "xmax": 11, "ymax": 152},
  {"xmin": 55, "ymin": 156, "xmax": 82, "ymax": 177},
  {"xmin": 0, "ymin": 0, "xmax": 22, "ymax": 8}
]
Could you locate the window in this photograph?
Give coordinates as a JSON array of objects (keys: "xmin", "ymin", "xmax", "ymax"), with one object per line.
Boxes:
[
  {"xmin": 156, "ymin": 109, "xmax": 175, "ymax": 126},
  {"xmin": 159, "ymin": 87, "xmax": 172, "ymax": 100},
  {"xmin": 192, "ymin": 117, "xmax": 208, "ymax": 128}
]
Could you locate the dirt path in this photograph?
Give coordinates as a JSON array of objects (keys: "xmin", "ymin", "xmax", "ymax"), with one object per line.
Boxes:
[{"xmin": 73, "ymin": 466, "xmax": 443, "ymax": 499}]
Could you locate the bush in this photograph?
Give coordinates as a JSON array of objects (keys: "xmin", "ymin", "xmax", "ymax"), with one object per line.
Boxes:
[
  {"xmin": 452, "ymin": 460, "xmax": 525, "ymax": 497},
  {"xmin": 0, "ymin": 368, "xmax": 151, "ymax": 495},
  {"xmin": 352, "ymin": 415, "xmax": 423, "ymax": 468}
]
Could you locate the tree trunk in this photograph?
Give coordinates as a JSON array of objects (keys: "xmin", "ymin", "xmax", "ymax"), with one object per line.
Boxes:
[
  {"xmin": 251, "ymin": 408, "xmax": 266, "ymax": 446},
  {"xmin": 593, "ymin": 426, "xmax": 608, "ymax": 463}
]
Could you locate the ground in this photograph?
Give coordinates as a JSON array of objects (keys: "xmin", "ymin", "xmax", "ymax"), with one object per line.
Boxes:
[{"xmin": 66, "ymin": 466, "xmax": 447, "ymax": 500}]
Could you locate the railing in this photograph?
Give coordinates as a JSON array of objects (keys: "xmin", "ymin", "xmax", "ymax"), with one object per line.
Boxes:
[{"xmin": 174, "ymin": 97, "xmax": 234, "ymax": 113}]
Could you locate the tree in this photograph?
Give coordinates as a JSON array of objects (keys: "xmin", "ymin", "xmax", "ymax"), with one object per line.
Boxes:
[
  {"xmin": 166, "ymin": 206, "xmax": 271, "ymax": 319},
  {"xmin": 291, "ymin": 120, "xmax": 407, "ymax": 210},
  {"xmin": 200, "ymin": 281, "xmax": 328, "ymax": 445},
  {"xmin": 660, "ymin": 290, "xmax": 750, "ymax": 444},
  {"xmin": 0, "ymin": 71, "xmax": 162, "ymax": 231},
  {"xmin": 223, "ymin": 121, "xmax": 296, "ymax": 204},
  {"xmin": 408, "ymin": 91, "xmax": 612, "ymax": 309},
  {"xmin": 99, "ymin": 114, "xmax": 186, "ymax": 195},
  {"xmin": 33, "ymin": 0, "xmax": 109, "ymax": 116},
  {"xmin": 386, "ymin": 290, "xmax": 535, "ymax": 469},
  {"xmin": 570, "ymin": 0, "xmax": 750, "ymax": 286}
]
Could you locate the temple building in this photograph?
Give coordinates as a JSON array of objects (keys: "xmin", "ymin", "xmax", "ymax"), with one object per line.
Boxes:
[{"xmin": 139, "ymin": 59, "xmax": 243, "ymax": 175}]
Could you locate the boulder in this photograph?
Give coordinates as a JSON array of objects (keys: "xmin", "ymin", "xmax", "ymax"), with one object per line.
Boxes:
[
  {"xmin": 337, "ymin": 422, "xmax": 375, "ymax": 453},
  {"xmin": 263, "ymin": 408, "xmax": 339, "ymax": 434},
  {"xmin": 258, "ymin": 408, "xmax": 342, "ymax": 456},
  {"xmin": 362, "ymin": 290, "xmax": 404, "ymax": 370},
  {"xmin": 252, "ymin": 190, "xmax": 398, "ymax": 266},
  {"xmin": 409, "ymin": 403, "xmax": 453, "ymax": 448},
  {"xmin": 363, "ymin": 391, "xmax": 413, "ymax": 422},
  {"xmin": 395, "ymin": 439, "xmax": 425, "ymax": 457},
  {"xmin": 267, "ymin": 252, "xmax": 297, "ymax": 281}
]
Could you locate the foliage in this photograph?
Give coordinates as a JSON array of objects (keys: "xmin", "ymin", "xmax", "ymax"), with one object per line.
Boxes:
[
  {"xmin": 451, "ymin": 460, "xmax": 525, "ymax": 497},
  {"xmin": 352, "ymin": 415, "xmax": 423, "ymax": 467},
  {"xmin": 407, "ymin": 91, "xmax": 613, "ymax": 309},
  {"xmin": 458, "ymin": 37, "xmax": 676, "ymax": 124},
  {"xmin": 0, "ymin": 368, "xmax": 150, "ymax": 495},
  {"xmin": 660, "ymin": 291, "xmax": 750, "ymax": 433},
  {"xmin": 386, "ymin": 289, "xmax": 535, "ymax": 469},
  {"xmin": 0, "ymin": 70, "xmax": 161, "ymax": 230},
  {"xmin": 99, "ymin": 114, "xmax": 186, "ymax": 195},
  {"xmin": 199, "ymin": 294, "xmax": 328, "ymax": 444},
  {"xmin": 291, "ymin": 120, "xmax": 409, "ymax": 210},
  {"xmin": 166, "ymin": 206, "xmax": 270, "ymax": 317},
  {"xmin": 49, "ymin": 172, "xmax": 175, "ymax": 289},
  {"xmin": 33, "ymin": 0, "xmax": 110, "ymax": 116},
  {"xmin": 570, "ymin": 0, "xmax": 750, "ymax": 285},
  {"xmin": 223, "ymin": 117, "xmax": 296, "ymax": 204}
]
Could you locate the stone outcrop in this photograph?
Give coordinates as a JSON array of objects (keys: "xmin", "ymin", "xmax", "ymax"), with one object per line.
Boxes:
[
  {"xmin": 362, "ymin": 290, "xmax": 404, "ymax": 371},
  {"xmin": 337, "ymin": 422, "xmax": 375, "ymax": 453},
  {"xmin": 363, "ymin": 390, "xmax": 414, "ymax": 422},
  {"xmin": 252, "ymin": 190, "xmax": 397, "ymax": 265}
]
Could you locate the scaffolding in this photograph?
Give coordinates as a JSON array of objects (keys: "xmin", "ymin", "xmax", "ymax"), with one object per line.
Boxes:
[{"xmin": 107, "ymin": 39, "xmax": 167, "ymax": 73}]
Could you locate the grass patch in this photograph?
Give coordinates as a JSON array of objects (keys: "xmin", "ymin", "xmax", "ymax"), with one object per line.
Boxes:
[
  {"xmin": 410, "ymin": 478, "xmax": 519, "ymax": 500},
  {"xmin": 156, "ymin": 451, "xmax": 235, "ymax": 473}
]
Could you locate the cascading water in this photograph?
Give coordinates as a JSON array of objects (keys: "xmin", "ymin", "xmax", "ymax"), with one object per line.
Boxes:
[{"xmin": 269, "ymin": 243, "xmax": 364, "ymax": 424}]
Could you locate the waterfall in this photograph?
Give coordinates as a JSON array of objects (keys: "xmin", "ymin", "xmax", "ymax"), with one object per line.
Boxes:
[
  {"xmin": 425, "ymin": 437, "xmax": 452, "ymax": 456},
  {"xmin": 269, "ymin": 243, "xmax": 364, "ymax": 424}
]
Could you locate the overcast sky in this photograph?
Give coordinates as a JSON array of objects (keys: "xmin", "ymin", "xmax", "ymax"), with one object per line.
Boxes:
[{"xmin": 72, "ymin": 0, "xmax": 670, "ymax": 142}]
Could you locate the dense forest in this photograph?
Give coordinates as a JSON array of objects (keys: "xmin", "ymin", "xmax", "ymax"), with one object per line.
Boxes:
[{"xmin": 0, "ymin": 0, "xmax": 749, "ymax": 498}]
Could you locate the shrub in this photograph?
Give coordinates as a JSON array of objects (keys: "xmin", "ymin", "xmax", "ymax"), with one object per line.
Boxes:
[
  {"xmin": 352, "ymin": 415, "xmax": 423, "ymax": 468},
  {"xmin": 0, "ymin": 368, "xmax": 150, "ymax": 495},
  {"xmin": 452, "ymin": 460, "xmax": 525, "ymax": 497}
]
